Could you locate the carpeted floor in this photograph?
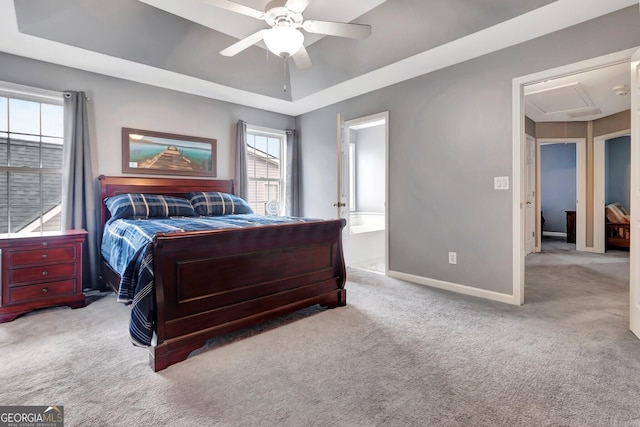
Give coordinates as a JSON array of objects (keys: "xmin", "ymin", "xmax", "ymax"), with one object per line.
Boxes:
[{"xmin": 1, "ymin": 244, "xmax": 638, "ymax": 426}]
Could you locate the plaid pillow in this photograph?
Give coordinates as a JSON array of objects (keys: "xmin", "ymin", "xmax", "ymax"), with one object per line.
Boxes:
[
  {"xmin": 105, "ymin": 193, "xmax": 196, "ymax": 221},
  {"xmin": 185, "ymin": 192, "xmax": 253, "ymax": 216}
]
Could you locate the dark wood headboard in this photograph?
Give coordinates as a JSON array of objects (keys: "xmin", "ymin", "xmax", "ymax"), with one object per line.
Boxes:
[{"xmin": 98, "ymin": 175, "xmax": 235, "ymax": 227}]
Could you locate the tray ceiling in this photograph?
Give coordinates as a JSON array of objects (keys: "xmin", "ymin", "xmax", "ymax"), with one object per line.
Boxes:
[{"xmin": 1, "ymin": 0, "xmax": 637, "ymax": 116}]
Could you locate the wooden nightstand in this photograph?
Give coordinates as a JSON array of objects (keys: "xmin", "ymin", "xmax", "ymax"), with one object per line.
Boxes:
[{"xmin": 0, "ymin": 230, "xmax": 87, "ymax": 322}]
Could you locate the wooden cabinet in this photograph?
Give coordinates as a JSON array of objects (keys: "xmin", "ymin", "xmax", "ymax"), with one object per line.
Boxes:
[
  {"xmin": 0, "ymin": 230, "xmax": 87, "ymax": 322},
  {"xmin": 566, "ymin": 210, "xmax": 576, "ymax": 244}
]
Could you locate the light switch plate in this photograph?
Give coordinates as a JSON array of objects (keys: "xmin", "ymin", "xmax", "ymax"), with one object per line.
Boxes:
[{"xmin": 494, "ymin": 176, "xmax": 509, "ymax": 190}]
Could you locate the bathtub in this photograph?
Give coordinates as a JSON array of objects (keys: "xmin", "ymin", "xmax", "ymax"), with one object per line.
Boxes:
[{"xmin": 349, "ymin": 212, "xmax": 385, "ymax": 234}]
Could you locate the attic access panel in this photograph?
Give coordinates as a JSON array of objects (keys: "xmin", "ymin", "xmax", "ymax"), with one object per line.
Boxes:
[{"xmin": 525, "ymin": 82, "xmax": 594, "ymax": 115}]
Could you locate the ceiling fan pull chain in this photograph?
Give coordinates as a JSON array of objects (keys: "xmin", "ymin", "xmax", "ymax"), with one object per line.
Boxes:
[{"xmin": 283, "ymin": 56, "xmax": 289, "ymax": 92}]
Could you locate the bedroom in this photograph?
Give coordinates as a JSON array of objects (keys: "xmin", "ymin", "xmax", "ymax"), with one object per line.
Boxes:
[{"xmin": 1, "ymin": 0, "xmax": 640, "ymax": 425}]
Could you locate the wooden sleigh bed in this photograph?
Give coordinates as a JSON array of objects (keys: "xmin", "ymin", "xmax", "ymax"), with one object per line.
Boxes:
[{"xmin": 98, "ymin": 175, "xmax": 346, "ymax": 371}]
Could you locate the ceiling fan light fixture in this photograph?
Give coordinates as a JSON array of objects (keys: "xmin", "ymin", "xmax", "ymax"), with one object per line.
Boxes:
[{"xmin": 263, "ymin": 26, "xmax": 304, "ymax": 57}]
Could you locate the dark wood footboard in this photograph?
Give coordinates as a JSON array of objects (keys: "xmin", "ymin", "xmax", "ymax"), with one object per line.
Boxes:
[{"xmin": 150, "ymin": 219, "xmax": 346, "ymax": 371}]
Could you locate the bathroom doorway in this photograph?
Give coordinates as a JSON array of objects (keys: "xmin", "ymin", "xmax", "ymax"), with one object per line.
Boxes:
[{"xmin": 341, "ymin": 111, "xmax": 388, "ymax": 274}]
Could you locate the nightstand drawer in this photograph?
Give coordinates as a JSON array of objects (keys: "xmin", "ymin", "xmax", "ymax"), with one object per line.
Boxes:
[
  {"xmin": 8, "ymin": 263, "xmax": 77, "ymax": 285},
  {"xmin": 9, "ymin": 246, "xmax": 77, "ymax": 266},
  {"xmin": 8, "ymin": 280, "xmax": 76, "ymax": 303}
]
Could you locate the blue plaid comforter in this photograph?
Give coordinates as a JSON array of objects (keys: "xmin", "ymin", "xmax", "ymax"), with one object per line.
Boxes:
[{"xmin": 101, "ymin": 215, "xmax": 315, "ymax": 347}]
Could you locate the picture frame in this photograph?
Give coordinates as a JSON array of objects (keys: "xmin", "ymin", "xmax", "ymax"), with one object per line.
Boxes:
[{"xmin": 122, "ymin": 128, "xmax": 217, "ymax": 177}]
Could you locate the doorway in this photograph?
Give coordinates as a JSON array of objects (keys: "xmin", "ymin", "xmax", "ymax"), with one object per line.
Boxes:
[
  {"xmin": 512, "ymin": 47, "xmax": 636, "ymax": 306},
  {"xmin": 513, "ymin": 48, "xmax": 638, "ymax": 338},
  {"xmin": 594, "ymin": 130, "xmax": 631, "ymax": 253},
  {"xmin": 536, "ymin": 138, "xmax": 586, "ymax": 252},
  {"xmin": 339, "ymin": 111, "xmax": 389, "ymax": 274}
]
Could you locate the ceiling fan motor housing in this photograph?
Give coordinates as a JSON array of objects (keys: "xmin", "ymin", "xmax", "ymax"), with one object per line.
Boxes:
[{"xmin": 264, "ymin": 0, "xmax": 303, "ymax": 27}]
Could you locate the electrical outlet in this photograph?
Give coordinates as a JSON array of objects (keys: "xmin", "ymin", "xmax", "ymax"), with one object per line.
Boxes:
[{"xmin": 448, "ymin": 252, "xmax": 457, "ymax": 264}]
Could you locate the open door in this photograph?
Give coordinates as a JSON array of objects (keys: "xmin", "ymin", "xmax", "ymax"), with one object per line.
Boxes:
[
  {"xmin": 525, "ymin": 135, "xmax": 536, "ymax": 254},
  {"xmin": 335, "ymin": 114, "xmax": 350, "ymax": 264},
  {"xmin": 335, "ymin": 113, "xmax": 348, "ymax": 218},
  {"xmin": 630, "ymin": 49, "xmax": 640, "ymax": 339}
]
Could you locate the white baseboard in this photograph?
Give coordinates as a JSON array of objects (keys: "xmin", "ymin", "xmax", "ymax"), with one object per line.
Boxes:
[
  {"xmin": 543, "ymin": 231, "xmax": 567, "ymax": 237},
  {"xmin": 350, "ymin": 257, "xmax": 384, "ymax": 268},
  {"xmin": 387, "ymin": 270, "xmax": 520, "ymax": 305}
]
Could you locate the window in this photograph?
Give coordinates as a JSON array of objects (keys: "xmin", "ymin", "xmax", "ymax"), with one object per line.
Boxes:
[
  {"xmin": 0, "ymin": 83, "xmax": 64, "ymax": 234},
  {"xmin": 246, "ymin": 126, "xmax": 286, "ymax": 216}
]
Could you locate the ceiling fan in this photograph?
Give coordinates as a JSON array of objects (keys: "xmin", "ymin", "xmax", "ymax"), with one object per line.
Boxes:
[{"xmin": 206, "ymin": 0, "xmax": 372, "ymax": 69}]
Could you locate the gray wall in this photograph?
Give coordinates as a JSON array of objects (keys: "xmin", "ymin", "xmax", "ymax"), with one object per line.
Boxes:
[
  {"xmin": 2, "ymin": 7, "xmax": 639, "ymax": 299},
  {"xmin": 540, "ymin": 143, "xmax": 576, "ymax": 233},
  {"xmin": 296, "ymin": 7, "xmax": 640, "ymax": 295},
  {"xmin": 0, "ymin": 52, "xmax": 295, "ymax": 182},
  {"xmin": 606, "ymin": 135, "xmax": 631, "ymax": 210},
  {"xmin": 354, "ymin": 125, "xmax": 385, "ymax": 213}
]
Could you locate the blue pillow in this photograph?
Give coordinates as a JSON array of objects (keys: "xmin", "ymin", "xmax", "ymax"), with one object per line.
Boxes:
[
  {"xmin": 105, "ymin": 193, "xmax": 196, "ymax": 221},
  {"xmin": 185, "ymin": 192, "xmax": 253, "ymax": 216}
]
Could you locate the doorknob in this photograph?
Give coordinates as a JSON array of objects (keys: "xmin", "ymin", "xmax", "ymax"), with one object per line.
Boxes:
[
  {"xmin": 526, "ymin": 201, "xmax": 532, "ymax": 205},
  {"xmin": 333, "ymin": 202, "xmax": 346, "ymax": 207}
]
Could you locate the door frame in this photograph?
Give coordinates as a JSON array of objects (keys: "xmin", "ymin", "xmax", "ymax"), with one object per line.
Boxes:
[
  {"xmin": 338, "ymin": 111, "xmax": 390, "ymax": 270},
  {"xmin": 629, "ymin": 48, "xmax": 640, "ymax": 339},
  {"xmin": 536, "ymin": 138, "xmax": 587, "ymax": 251},
  {"xmin": 512, "ymin": 47, "xmax": 636, "ymax": 305},
  {"xmin": 593, "ymin": 129, "xmax": 631, "ymax": 253}
]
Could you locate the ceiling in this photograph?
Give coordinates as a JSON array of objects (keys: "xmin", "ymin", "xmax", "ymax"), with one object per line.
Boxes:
[
  {"xmin": 524, "ymin": 61, "xmax": 631, "ymax": 122},
  {"xmin": 0, "ymin": 0, "xmax": 637, "ymax": 116}
]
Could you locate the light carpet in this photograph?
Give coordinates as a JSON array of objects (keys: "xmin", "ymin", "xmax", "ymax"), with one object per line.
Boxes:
[{"xmin": 1, "ymin": 248, "xmax": 639, "ymax": 426}]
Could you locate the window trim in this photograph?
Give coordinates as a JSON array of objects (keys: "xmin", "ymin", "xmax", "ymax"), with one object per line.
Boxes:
[
  {"xmin": 0, "ymin": 80, "xmax": 63, "ymax": 104},
  {"xmin": 349, "ymin": 142, "xmax": 356, "ymax": 212}
]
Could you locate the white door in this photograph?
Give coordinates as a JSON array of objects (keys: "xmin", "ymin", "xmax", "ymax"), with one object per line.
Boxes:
[
  {"xmin": 336, "ymin": 113, "xmax": 349, "ymax": 218},
  {"xmin": 336, "ymin": 114, "xmax": 351, "ymax": 259},
  {"xmin": 629, "ymin": 49, "xmax": 640, "ymax": 339},
  {"xmin": 593, "ymin": 136, "xmax": 607, "ymax": 254},
  {"xmin": 525, "ymin": 135, "xmax": 536, "ymax": 254}
]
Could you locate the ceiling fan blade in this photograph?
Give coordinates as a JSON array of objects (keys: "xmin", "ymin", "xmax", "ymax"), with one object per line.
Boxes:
[
  {"xmin": 285, "ymin": 0, "xmax": 311, "ymax": 14},
  {"xmin": 291, "ymin": 45, "xmax": 313, "ymax": 69},
  {"xmin": 200, "ymin": 0, "xmax": 264, "ymax": 19},
  {"xmin": 302, "ymin": 20, "xmax": 371, "ymax": 39},
  {"xmin": 220, "ymin": 29, "xmax": 267, "ymax": 56}
]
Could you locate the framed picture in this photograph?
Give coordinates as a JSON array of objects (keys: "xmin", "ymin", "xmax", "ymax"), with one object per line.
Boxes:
[{"xmin": 122, "ymin": 128, "xmax": 217, "ymax": 177}]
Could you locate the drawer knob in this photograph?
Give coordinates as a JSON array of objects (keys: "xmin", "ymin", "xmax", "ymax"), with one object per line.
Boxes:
[
  {"xmin": 42, "ymin": 241, "xmax": 48, "ymax": 247},
  {"xmin": 41, "ymin": 253, "xmax": 48, "ymax": 259},
  {"xmin": 41, "ymin": 288, "xmax": 48, "ymax": 293},
  {"xmin": 41, "ymin": 270, "xmax": 48, "ymax": 276}
]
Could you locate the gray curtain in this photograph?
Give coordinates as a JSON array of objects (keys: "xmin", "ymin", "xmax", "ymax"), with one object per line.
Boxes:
[
  {"xmin": 62, "ymin": 91, "xmax": 99, "ymax": 290},
  {"xmin": 286, "ymin": 129, "xmax": 300, "ymax": 216},
  {"xmin": 235, "ymin": 120, "xmax": 249, "ymax": 200}
]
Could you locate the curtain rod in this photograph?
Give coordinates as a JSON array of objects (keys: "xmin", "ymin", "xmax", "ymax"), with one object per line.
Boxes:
[{"xmin": 63, "ymin": 91, "xmax": 90, "ymax": 100}]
